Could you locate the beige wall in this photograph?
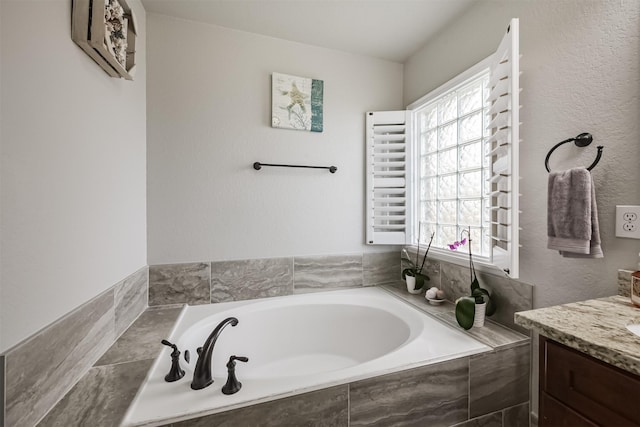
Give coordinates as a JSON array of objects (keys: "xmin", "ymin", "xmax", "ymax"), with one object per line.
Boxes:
[
  {"xmin": 146, "ymin": 13, "xmax": 404, "ymax": 264},
  {"xmin": 0, "ymin": 0, "xmax": 147, "ymax": 352},
  {"xmin": 404, "ymin": 0, "xmax": 640, "ymax": 416}
]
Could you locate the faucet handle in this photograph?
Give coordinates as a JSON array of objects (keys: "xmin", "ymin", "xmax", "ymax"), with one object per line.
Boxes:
[
  {"xmin": 229, "ymin": 356, "xmax": 249, "ymax": 365},
  {"xmin": 161, "ymin": 339, "xmax": 176, "ymax": 350},
  {"xmin": 161, "ymin": 339, "xmax": 185, "ymax": 382},
  {"xmin": 222, "ymin": 355, "xmax": 249, "ymax": 395}
]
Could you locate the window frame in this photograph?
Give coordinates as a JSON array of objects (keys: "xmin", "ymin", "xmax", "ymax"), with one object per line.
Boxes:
[{"xmin": 405, "ymin": 56, "xmax": 505, "ymax": 274}]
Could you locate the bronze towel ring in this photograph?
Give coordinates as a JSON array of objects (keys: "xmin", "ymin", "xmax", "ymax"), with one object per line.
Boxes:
[{"xmin": 544, "ymin": 133, "xmax": 603, "ymax": 172}]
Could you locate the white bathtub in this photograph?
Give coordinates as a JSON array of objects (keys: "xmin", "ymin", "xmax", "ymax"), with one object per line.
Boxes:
[{"xmin": 124, "ymin": 287, "xmax": 490, "ymax": 426}]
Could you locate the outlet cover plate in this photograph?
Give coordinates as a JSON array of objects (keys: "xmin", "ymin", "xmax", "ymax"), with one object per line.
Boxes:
[{"xmin": 616, "ymin": 205, "xmax": 640, "ymax": 239}]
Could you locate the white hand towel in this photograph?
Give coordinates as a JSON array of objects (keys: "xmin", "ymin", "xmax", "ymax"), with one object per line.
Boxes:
[{"xmin": 547, "ymin": 167, "xmax": 603, "ymax": 258}]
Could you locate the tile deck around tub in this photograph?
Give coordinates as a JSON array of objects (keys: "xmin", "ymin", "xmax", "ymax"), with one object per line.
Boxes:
[
  {"xmin": 38, "ymin": 287, "xmax": 530, "ymax": 427},
  {"xmin": 38, "ymin": 359, "xmax": 154, "ymax": 427},
  {"xmin": 95, "ymin": 306, "xmax": 184, "ymax": 367},
  {"xmin": 5, "ymin": 290, "xmax": 116, "ymax": 427},
  {"xmin": 382, "ymin": 285, "xmax": 529, "ymax": 351},
  {"xmin": 35, "ymin": 305, "xmax": 183, "ymax": 427}
]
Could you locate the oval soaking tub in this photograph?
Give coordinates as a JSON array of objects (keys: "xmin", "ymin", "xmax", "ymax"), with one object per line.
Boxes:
[{"xmin": 124, "ymin": 287, "xmax": 490, "ymax": 426}]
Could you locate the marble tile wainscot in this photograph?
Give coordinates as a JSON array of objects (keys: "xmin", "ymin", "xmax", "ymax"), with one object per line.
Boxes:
[
  {"xmin": 148, "ymin": 251, "xmax": 533, "ymax": 336},
  {"xmin": 1, "ymin": 266, "xmax": 149, "ymax": 427},
  {"xmin": 38, "ymin": 285, "xmax": 531, "ymax": 426},
  {"xmin": 148, "ymin": 251, "xmax": 403, "ymax": 307}
]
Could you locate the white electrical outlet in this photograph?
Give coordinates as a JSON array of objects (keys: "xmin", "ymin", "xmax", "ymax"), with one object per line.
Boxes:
[{"xmin": 616, "ymin": 205, "xmax": 640, "ymax": 239}]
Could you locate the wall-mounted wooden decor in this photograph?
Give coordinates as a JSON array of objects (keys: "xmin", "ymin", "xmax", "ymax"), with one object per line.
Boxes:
[{"xmin": 71, "ymin": 0, "xmax": 137, "ymax": 80}]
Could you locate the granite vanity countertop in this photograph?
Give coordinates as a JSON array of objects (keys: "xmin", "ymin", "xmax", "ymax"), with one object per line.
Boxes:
[{"xmin": 515, "ymin": 295, "xmax": 640, "ymax": 376}]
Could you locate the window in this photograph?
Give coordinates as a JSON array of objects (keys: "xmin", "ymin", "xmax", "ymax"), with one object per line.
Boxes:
[
  {"xmin": 366, "ymin": 19, "xmax": 520, "ymax": 278},
  {"xmin": 413, "ymin": 69, "xmax": 491, "ymax": 259}
]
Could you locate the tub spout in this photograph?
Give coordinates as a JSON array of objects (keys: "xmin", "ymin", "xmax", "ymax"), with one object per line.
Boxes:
[{"xmin": 190, "ymin": 317, "xmax": 239, "ymax": 390}]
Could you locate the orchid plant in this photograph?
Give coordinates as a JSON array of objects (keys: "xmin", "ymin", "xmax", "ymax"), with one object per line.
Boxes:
[
  {"xmin": 449, "ymin": 228, "xmax": 496, "ymax": 330},
  {"xmin": 401, "ymin": 225, "xmax": 435, "ymax": 292}
]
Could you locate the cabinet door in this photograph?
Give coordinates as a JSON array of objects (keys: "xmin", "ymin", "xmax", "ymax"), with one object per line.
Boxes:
[
  {"xmin": 539, "ymin": 336, "xmax": 640, "ymax": 427},
  {"xmin": 540, "ymin": 392, "xmax": 597, "ymax": 427}
]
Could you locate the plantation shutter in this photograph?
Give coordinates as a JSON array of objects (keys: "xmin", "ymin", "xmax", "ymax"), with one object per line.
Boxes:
[
  {"xmin": 365, "ymin": 111, "xmax": 411, "ymax": 245},
  {"xmin": 486, "ymin": 18, "xmax": 520, "ymax": 278}
]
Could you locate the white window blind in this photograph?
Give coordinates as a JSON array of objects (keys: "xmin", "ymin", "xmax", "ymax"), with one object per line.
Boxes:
[
  {"xmin": 365, "ymin": 19, "xmax": 520, "ymax": 279},
  {"xmin": 365, "ymin": 111, "xmax": 411, "ymax": 245},
  {"xmin": 486, "ymin": 18, "xmax": 520, "ymax": 277}
]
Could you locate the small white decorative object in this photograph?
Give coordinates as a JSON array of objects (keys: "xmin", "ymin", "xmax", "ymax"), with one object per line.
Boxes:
[
  {"xmin": 426, "ymin": 297, "xmax": 445, "ymax": 305},
  {"xmin": 425, "ymin": 287, "xmax": 446, "ymax": 305},
  {"xmin": 425, "ymin": 287, "xmax": 438, "ymax": 300},
  {"xmin": 473, "ymin": 302, "xmax": 487, "ymax": 327}
]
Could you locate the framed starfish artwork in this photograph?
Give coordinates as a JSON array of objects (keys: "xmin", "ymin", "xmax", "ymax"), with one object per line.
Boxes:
[{"xmin": 271, "ymin": 73, "xmax": 323, "ymax": 132}]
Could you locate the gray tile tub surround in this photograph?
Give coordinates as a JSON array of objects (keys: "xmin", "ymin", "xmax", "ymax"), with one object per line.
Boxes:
[
  {"xmin": 2, "ymin": 266, "xmax": 148, "ymax": 427},
  {"xmin": 38, "ymin": 359, "xmax": 153, "ymax": 427},
  {"xmin": 164, "ymin": 346, "xmax": 529, "ymax": 427},
  {"xmin": 148, "ymin": 252, "xmax": 404, "ymax": 306},
  {"xmin": 450, "ymin": 402, "xmax": 529, "ymax": 427},
  {"xmin": 293, "ymin": 254, "xmax": 363, "ymax": 293},
  {"xmin": 96, "ymin": 306, "xmax": 184, "ymax": 367},
  {"xmin": 503, "ymin": 402, "xmax": 530, "ymax": 427},
  {"xmin": 440, "ymin": 261, "xmax": 533, "ymax": 334},
  {"xmin": 350, "ymin": 357, "xmax": 470, "ymax": 427},
  {"xmin": 170, "ymin": 386, "xmax": 349, "ymax": 427},
  {"xmin": 32, "ymin": 287, "xmax": 530, "ymax": 426},
  {"xmin": 382, "ymin": 285, "xmax": 529, "ymax": 351},
  {"xmin": 5, "ymin": 291, "xmax": 116, "ymax": 427},
  {"xmin": 115, "ymin": 267, "xmax": 149, "ymax": 337},
  {"xmin": 1, "ymin": 354, "xmax": 6, "ymax": 427},
  {"xmin": 451, "ymin": 412, "xmax": 502, "ymax": 427},
  {"xmin": 469, "ymin": 341, "xmax": 530, "ymax": 419},
  {"xmin": 211, "ymin": 257, "xmax": 293, "ymax": 302},
  {"xmin": 149, "ymin": 262, "xmax": 211, "ymax": 306},
  {"xmin": 363, "ymin": 250, "xmax": 403, "ymax": 287},
  {"xmin": 38, "ymin": 306, "xmax": 183, "ymax": 427}
]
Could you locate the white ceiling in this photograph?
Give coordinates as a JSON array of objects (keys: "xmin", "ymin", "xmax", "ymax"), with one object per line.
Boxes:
[{"xmin": 140, "ymin": 0, "xmax": 477, "ymax": 63}]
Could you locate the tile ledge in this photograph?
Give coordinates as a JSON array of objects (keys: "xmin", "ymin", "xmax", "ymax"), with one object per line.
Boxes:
[{"xmin": 381, "ymin": 285, "xmax": 528, "ymax": 351}]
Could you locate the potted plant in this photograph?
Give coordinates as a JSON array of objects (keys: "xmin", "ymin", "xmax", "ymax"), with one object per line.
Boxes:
[
  {"xmin": 449, "ymin": 229, "xmax": 496, "ymax": 329},
  {"xmin": 401, "ymin": 228, "xmax": 435, "ymax": 294}
]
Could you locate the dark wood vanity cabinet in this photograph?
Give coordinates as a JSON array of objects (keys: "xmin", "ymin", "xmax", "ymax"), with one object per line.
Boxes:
[{"xmin": 539, "ymin": 335, "xmax": 640, "ymax": 427}]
